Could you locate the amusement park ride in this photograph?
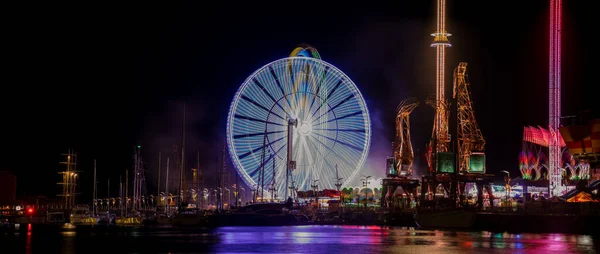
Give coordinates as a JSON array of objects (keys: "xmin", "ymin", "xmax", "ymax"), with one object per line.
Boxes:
[
  {"xmin": 382, "ymin": 0, "xmax": 495, "ymax": 209},
  {"xmin": 226, "ymin": 44, "xmax": 371, "ymax": 202},
  {"xmin": 382, "ymin": 0, "xmax": 597, "ymax": 210},
  {"xmin": 516, "ymin": 0, "xmax": 597, "ymax": 198}
]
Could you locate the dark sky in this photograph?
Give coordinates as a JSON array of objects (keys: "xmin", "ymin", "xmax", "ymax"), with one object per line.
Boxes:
[{"xmin": 2, "ymin": 1, "xmax": 595, "ymax": 200}]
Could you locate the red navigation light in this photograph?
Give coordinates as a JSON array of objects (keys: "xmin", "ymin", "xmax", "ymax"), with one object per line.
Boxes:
[{"xmin": 27, "ymin": 208, "xmax": 33, "ymax": 214}]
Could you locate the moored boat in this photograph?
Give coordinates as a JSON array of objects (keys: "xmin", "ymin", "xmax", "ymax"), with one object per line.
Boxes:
[
  {"xmin": 414, "ymin": 209, "xmax": 476, "ymax": 229},
  {"xmin": 208, "ymin": 203, "xmax": 305, "ymax": 227}
]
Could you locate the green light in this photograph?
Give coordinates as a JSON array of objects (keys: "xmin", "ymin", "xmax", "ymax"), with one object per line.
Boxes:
[
  {"xmin": 437, "ymin": 152, "xmax": 455, "ymax": 173},
  {"xmin": 137, "ymin": 145, "xmax": 141, "ymax": 149}
]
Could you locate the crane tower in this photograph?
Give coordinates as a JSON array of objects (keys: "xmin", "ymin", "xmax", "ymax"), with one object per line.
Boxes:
[
  {"xmin": 453, "ymin": 62, "xmax": 486, "ymax": 173},
  {"xmin": 393, "ymin": 98, "xmax": 419, "ymax": 176}
]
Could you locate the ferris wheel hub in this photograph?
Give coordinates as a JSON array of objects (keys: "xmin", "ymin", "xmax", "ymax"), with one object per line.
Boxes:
[{"xmin": 298, "ymin": 122, "xmax": 312, "ymax": 136}]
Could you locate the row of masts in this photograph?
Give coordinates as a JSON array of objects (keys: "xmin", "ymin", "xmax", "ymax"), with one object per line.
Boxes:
[
  {"xmin": 63, "ymin": 146, "xmax": 232, "ymax": 212},
  {"xmin": 60, "ymin": 103, "xmax": 239, "ymax": 213}
]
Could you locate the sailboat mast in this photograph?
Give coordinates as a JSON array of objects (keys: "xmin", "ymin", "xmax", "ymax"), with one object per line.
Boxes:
[
  {"xmin": 93, "ymin": 159, "xmax": 97, "ymax": 216},
  {"xmin": 125, "ymin": 169, "xmax": 128, "ymax": 215},
  {"xmin": 158, "ymin": 152, "xmax": 161, "ymax": 202},
  {"xmin": 133, "ymin": 148, "xmax": 138, "ymax": 210},
  {"xmin": 120, "ymin": 175, "xmax": 123, "ymax": 214},
  {"xmin": 196, "ymin": 150, "xmax": 200, "ymax": 209},
  {"xmin": 179, "ymin": 103, "xmax": 186, "ymax": 208},
  {"xmin": 216, "ymin": 154, "xmax": 220, "ymax": 211},
  {"xmin": 165, "ymin": 157, "xmax": 170, "ymax": 214},
  {"xmin": 221, "ymin": 141, "xmax": 227, "ymax": 210}
]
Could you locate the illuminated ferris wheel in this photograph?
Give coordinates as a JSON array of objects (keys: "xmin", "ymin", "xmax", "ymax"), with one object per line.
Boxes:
[{"xmin": 226, "ymin": 46, "xmax": 371, "ymax": 200}]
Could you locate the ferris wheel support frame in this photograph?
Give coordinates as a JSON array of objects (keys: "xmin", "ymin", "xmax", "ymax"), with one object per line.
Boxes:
[{"xmin": 286, "ymin": 118, "xmax": 297, "ymax": 199}]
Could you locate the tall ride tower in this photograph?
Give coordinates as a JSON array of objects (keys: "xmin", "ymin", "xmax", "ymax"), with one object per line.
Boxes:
[
  {"xmin": 548, "ymin": 0, "xmax": 562, "ymax": 197},
  {"xmin": 428, "ymin": 0, "xmax": 452, "ymax": 169}
]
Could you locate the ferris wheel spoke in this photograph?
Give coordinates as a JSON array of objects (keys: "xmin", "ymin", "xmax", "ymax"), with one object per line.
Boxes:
[
  {"xmin": 233, "ymin": 130, "xmax": 285, "ymax": 139},
  {"xmin": 253, "ymin": 78, "xmax": 291, "ymax": 118},
  {"xmin": 312, "ymin": 94, "xmax": 354, "ymax": 124},
  {"xmin": 307, "ymin": 135, "xmax": 355, "ymax": 175},
  {"xmin": 298, "ymin": 67, "xmax": 311, "ymax": 114},
  {"xmin": 298, "ymin": 137, "xmax": 316, "ymax": 169},
  {"xmin": 304, "ymin": 133, "xmax": 327, "ymax": 159},
  {"xmin": 237, "ymin": 136, "xmax": 285, "ymax": 160},
  {"xmin": 326, "ymin": 79, "xmax": 343, "ymax": 101},
  {"xmin": 268, "ymin": 66, "xmax": 293, "ymax": 111},
  {"xmin": 307, "ymin": 67, "xmax": 328, "ymax": 112},
  {"xmin": 240, "ymin": 95, "xmax": 285, "ymax": 121},
  {"xmin": 313, "ymin": 111, "xmax": 363, "ymax": 127},
  {"xmin": 234, "ymin": 114, "xmax": 284, "ymax": 126},
  {"xmin": 310, "ymin": 79, "xmax": 343, "ymax": 118},
  {"xmin": 313, "ymin": 128, "xmax": 366, "ymax": 133},
  {"xmin": 249, "ymin": 144, "xmax": 286, "ymax": 181},
  {"xmin": 313, "ymin": 132, "xmax": 363, "ymax": 152}
]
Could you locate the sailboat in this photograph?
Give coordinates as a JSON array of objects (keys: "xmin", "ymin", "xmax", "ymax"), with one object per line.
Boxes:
[
  {"xmin": 115, "ymin": 147, "xmax": 145, "ymax": 226},
  {"xmin": 70, "ymin": 160, "xmax": 97, "ymax": 225},
  {"xmin": 97, "ymin": 178, "xmax": 116, "ymax": 225}
]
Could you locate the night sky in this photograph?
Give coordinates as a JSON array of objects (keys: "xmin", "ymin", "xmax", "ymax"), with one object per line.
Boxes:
[{"xmin": 2, "ymin": 1, "xmax": 595, "ymax": 200}]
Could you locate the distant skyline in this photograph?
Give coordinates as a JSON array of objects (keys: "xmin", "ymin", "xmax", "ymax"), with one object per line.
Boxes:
[{"xmin": 2, "ymin": 1, "xmax": 595, "ymax": 199}]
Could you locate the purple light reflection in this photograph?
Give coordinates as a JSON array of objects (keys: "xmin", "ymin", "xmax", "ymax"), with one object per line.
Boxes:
[{"xmin": 211, "ymin": 226, "xmax": 596, "ymax": 253}]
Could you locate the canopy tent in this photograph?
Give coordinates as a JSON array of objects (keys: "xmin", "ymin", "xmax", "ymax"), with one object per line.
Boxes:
[{"xmin": 566, "ymin": 191, "xmax": 599, "ymax": 203}]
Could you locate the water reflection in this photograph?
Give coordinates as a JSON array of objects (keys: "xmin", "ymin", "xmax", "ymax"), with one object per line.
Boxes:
[
  {"xmin": 25, "ymin": 224, "xmax": 31, "ymax": 254},
  {"xmin": 1, "ymin": 224, "xmax": 598, "ymax": 253}
]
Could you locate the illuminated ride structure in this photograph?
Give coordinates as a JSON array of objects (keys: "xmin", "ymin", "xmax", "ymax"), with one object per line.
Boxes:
[
  {"xmin": 559, "ymin": 118, "xmax": 600, "ymax": 169},
  {"xmin": 548, "ymin": 0, "xmax": 562, "ymax": 197},
  {"xmin": 382, "ymin": 98, "xmax": 420, "ymax": 208},
  {"xmin": 414, "ymin": 0, "xmax": 494, "ymax": 210},
  {"xmin": 520, "ymin": 118, "xmax": 597, "ymax": 194},
  {"xmin": 419, "ymin": 62, "xmax": 495, "ymax": 209},
  {"xmin": 226, "ymin": 45, "xmax": 371, "ymax": 202},
  {"xmin": 393, "ymin": 98, "xmax": 419, "ymax": 176},
  {"xmin": 517, "ymin": 0, "xmax": 596, "ymax": 197},
  {"xmin": 520, "ymin": 126, "xmax": 565, "ymax": 182},
  {"xmin": 557, "ymin": 117, "xmax": 600, "ymax": 201},
  {"xmin": 453, "ymin": 62, "xmax": 486, "ymax": 174},
  {"xmin": 426, "ymin": 0, "xmax": 452, "ymax": 171}
]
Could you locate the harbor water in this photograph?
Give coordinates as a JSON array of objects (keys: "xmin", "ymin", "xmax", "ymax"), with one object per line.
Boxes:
[{"xmin": 1, "ymin": 224, "xmax": 598, "ymax": 253}]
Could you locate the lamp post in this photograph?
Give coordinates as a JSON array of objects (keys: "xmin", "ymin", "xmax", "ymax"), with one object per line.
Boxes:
[
  {"xmin": 501, "ymin": 170, "xmax": 510, "ymax": 204},
  {"xmin": 361, "ymin": 176, "xmax": 372, "ymax": 208},
  {"xmin": 361, "ymin": 175, "xmax": 372, "ymax": 188},
  {"xmin": 311, "ymin": 180, "xmax": 319, "ymax": 210},
  {"xmin": 334, "ymin": 164, "xmax": 343, "ymax": 192}
]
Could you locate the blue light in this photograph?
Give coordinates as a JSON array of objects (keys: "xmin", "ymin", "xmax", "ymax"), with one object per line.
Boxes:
[{"xmin": 226, "ymin": 55, "xmax": 371, "ymax": 199}]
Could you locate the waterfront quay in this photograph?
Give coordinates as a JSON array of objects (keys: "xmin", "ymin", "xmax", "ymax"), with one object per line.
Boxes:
[{"xmin": 2, "ymin": 198, "xmax": 599, "ymax": 236}]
